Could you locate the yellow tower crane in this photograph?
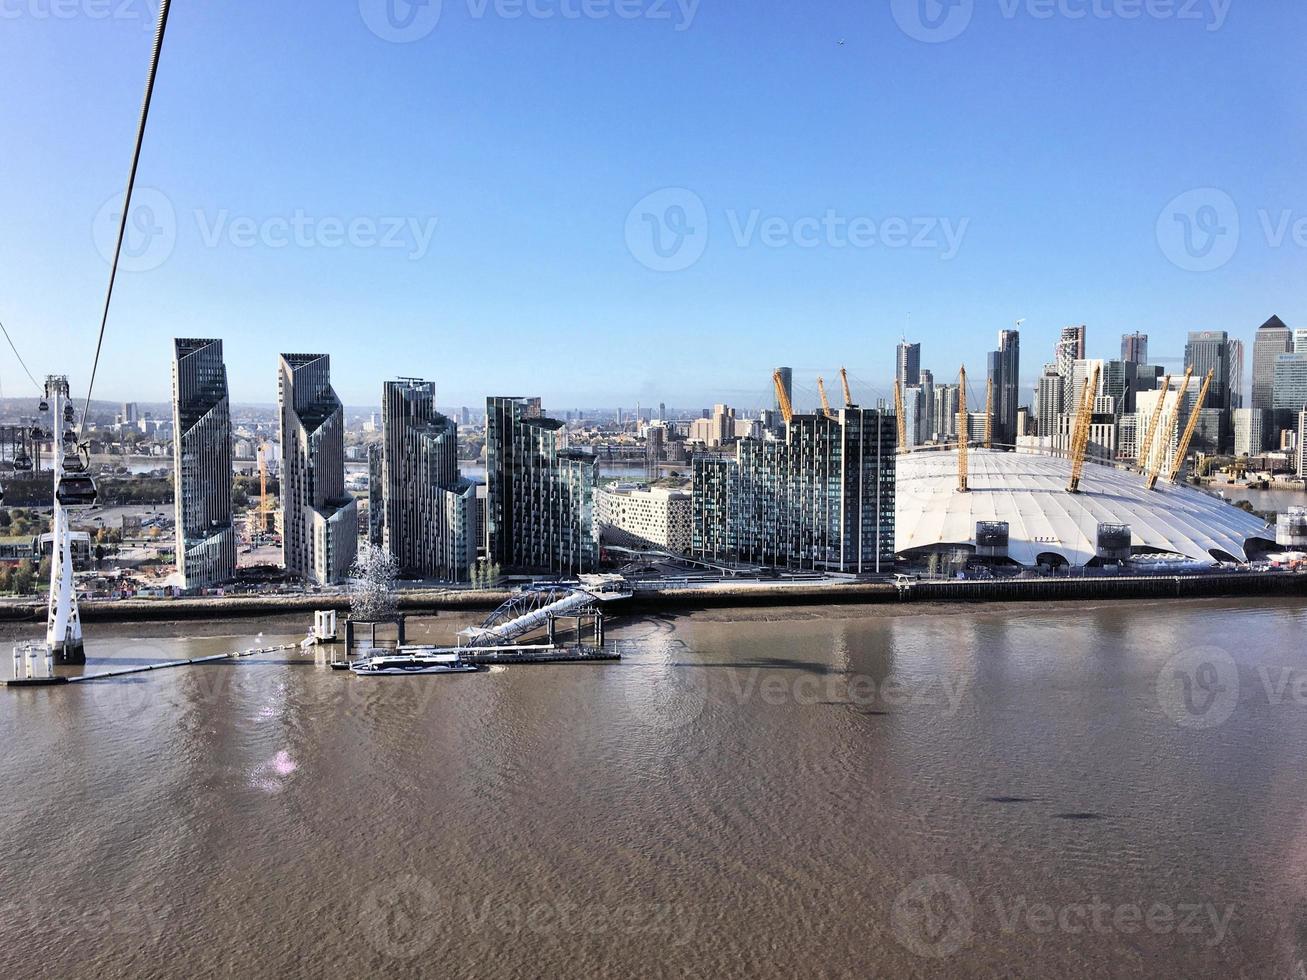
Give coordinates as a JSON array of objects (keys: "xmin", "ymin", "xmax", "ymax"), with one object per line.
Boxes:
[
  {"xmin": 772, "ymin": 369, "xmax": 794, "ymax": 424},
  {"xmin": 984, "ymin": 377, "xmax": 994, "ymax": 449},
  {"xmin": 893, "ymin": 379, "xmax": 908, "ymax": 453},
  {"xmin": 957, "ymin": 366, "xmax": 969, "ymax": 492},
  {"xmin": 839, "ymin": 368, "xmax": 853, "ymax": 408},
  {"xmin": 1066, "ymin": 362, "xmax": 1101, "ymax": 494},
  {"xmin": 817, "ymin": 377, "xmax": 837, "ymax": 420},
  {"xmin": 1136, "ymin": 372, "xmax": 1174, "ymax": 472},
  {"xmin": 1168, "ymin": 368, "xmax": 1215, "ymax": 484},
  {"xmin": 1146, "ymin": 398, "xmax": 1183, "ymax": 491}
]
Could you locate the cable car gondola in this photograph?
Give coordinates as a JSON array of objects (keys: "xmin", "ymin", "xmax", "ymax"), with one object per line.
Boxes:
[
  {"xmin": 13, "ymin": 450, "xmax": 33, "ymax": 472},
  {"xmin": 38, "ymin": 399, "xmax": 49, "ymax": 413},
  {"xmin": 56, "ymin": 474, "xmax": 98, "ymax": 507},
  {"xmin": 63, "ymin": 404, "xmax": 74, "ymax": 424}
]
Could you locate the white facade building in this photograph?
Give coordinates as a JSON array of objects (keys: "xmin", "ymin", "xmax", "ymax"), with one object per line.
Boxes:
[{"xmin": 595, "ymin": 484, "xmax": 693, "ymax": 553}]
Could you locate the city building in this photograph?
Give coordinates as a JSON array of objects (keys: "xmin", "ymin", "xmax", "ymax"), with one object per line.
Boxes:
[
  {"xmin": 171, "ymin": 338, "xmax": 236, "ymax": 589},
  {"xmin": 277, "ymin": 353, "xmax": 357, "ymax": 585},
  {"xmin": 689, "ymin": 404, "xmax": 735, "ymax": 447},
  {"xmin": 1035, "ymin": 365, "xmax": 1064, "ymax": 439},
  {"xmin": 1252, "ymin": 315, "xmax": 1293, "ymax": 411},
  {"xmin": 382, "ymin": 379, "xmax": 477, "ymax": 581},
  {"xmin": 367, "ymin": 444, "xmax": 384, "ymax": 547},
  {"xmin": 595, "ymin": 484, "xmax": 692, "ymax": 553},
  {"xmin": 1121, "ymin": 332, "xmax": 1148, "ymax": 364},
  {"xmin": 1297, "ymin": 331, "xmax": 1307, "ymax": 355},
  {"xmin": 1055, "ymin": 325, "xmax": 1087, "ymax": 378},
  {"xmin": 1184, "ymin": 330, "xmax": 1232, "ymax": 410},
  {"xmin": 486, "ymin": 396, "xmax": 598, "ymax": 576},
  {"xmin": 1300, "ymin": 411, "xmax": 1307, "ymax": 478},
  {"xmin": 1233, "ymin": 408, "xmax": 1269, "ymax": 457},
  {"xmin": 896, "ymin": 342, "xmax": 921, "ymax": 389},
  {"xmin": 932, "ymin": 384, "xmax": 959, "ymax": 442},
  {"xmin": 1273, "ymin": 353, "xmax": 1307, "ymax": 414},
  {"xmin": 692, "ymin": 408, "xmax": 896, "ymax": 573},
  {"xmin": 1229, "ymin": 339, "xmax": 1245, "ymax": 409},
  {"xmin": 987, "ymin": 329, "xmax": 1020, "ymax": 446}
]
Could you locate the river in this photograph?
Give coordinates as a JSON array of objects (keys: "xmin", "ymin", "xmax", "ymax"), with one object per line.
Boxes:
[{"xmin": 2, "ymin": 598, "xmax": 1306, "ymax": 978}]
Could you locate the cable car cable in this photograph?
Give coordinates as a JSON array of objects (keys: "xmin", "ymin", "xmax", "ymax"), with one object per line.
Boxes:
[
  {"xmin": 78, "ymin": 0, "xmax": 173, "ymax": 443},
  {"xmin": 0, "ymin": 317, "xmax": 42, "ymax": 393}
]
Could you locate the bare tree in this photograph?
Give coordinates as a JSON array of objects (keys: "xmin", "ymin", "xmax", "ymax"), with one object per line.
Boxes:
[{"xmin": 349, "ymin": 543, "xmax": 398, "ymax": 622}]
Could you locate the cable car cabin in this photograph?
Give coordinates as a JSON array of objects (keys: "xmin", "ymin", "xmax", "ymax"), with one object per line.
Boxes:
[
  {"xmin": 13, "ymin": 452, "xmax": 33, "ymax": 472},
  {"xmin": 56, "ymin": 475, "xmax": 97, "ymax": 507},
  {"xmin": 63, "ymin": 405, "xmax": 75, "ymax": 423},
  {"xmin": 39, "ymin": 399, "xmax": 49, "ymax": 413}
]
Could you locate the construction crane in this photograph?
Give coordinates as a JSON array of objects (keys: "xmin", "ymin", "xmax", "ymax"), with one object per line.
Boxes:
[
  {"xmin": 1066, "ymin": 362, "xmax": 1101, "ymax": 493},
  {"xmin": 984, "ymin": 377, "xmax": 994, "ymax": 449},
  {"xmin": 957, "ymin": 366, "xmax": 969, "ymax": 492},
  {"xmin": 893, "ymin": 379, "xmax": 908, "ymax": 453},
  {"xmin": 1169, "ymin": 368, "xmax": 1215, "ymax": 484},
  {"xmin": 1136, "ymin": 372, "xmax": 1174, "ymax": 471},
  {"xmin": 772, "ymin": 369, "xmax": 794, "ymax": 424},
  {"xmin": 839, "ymin": 368, "xmax": 853, "ymax": 408},
  {"xmin": 1146, "ymin": 396, "xmax": 1183, "ymax": 491},
  {"xmin": 816, "ymin": 377, "xmax": 837, "ymax": 420}
]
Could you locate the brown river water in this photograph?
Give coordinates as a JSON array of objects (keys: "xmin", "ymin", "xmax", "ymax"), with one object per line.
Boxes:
[{"xmin": 2, "ymin": 597, "xmax": 1307, "ymax": 979}]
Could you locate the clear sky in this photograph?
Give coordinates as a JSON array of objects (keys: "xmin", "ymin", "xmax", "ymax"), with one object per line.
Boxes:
[{"xmin": 1, "ymin": 0, "xmax": 1303, "ymax": 411}]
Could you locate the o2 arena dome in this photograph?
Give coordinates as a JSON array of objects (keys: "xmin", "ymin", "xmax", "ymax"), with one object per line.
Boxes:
[{"xmin": 895, "ymin": 449, "xmax": 1277, "ymax": 567}]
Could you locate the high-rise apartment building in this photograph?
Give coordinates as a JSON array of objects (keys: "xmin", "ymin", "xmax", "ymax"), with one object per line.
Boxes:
[
  {"xmin": 486, "ymin": 396, "xmax": 598, "ymax": 576},
  {"xmin": 277, "ymin": 354, "xmax": 357, "ymax": 585},
  {"xmin": 932, "ymin": 384, "xmax": 959, "ymax": 442},
  {"xmin": 1121, "ymin": 332, "xmax": 1148, "ymax": 364},
  {"xmin": 1055, "ymin": 325, "xmax": 1087, "ymax": 378},
  {"xmin": 1184, "ymin": 330, "xmax": 1232, "ymax": 410},
  {"xmin": 692, "ymin": 408, "xmax": 896, "ymax": 574},
  {"xmin": 383, "ymin": 379, "xmax": 477, "ymax": 581},
  {"xmin": 1035, "ymin": 364, "xmax": 1064, "ymax": 438},
  {"xmin": 987, "ymin": 329, "xmax": 1020, "ymax": 446},
  {"xmin": 1252, "ymin": 315, "xmax": 1293, "ymax": 411},
  {"xmin": 1233, "ymin": 408, "xmax": 1269, "ymax": 457},
  {"xmin": 1228, "ymin": 338, "xmax": 1245, "ymax": 409},
  {"xmin": 171, "ymin": 338, "xmax": 236, "ymax": 589},
  {"xmin": 896, "ymin": 342, "xmax": 921, "ymax": 389}
]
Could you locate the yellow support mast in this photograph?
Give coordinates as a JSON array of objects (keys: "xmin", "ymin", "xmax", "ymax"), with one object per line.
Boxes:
[
  {"xmin": 893, "ymin": 379, "xmax": 908, "ymax": 454},
  {"xmin": 772, "ymin": 369, "xmax": 794, "ymax": 424},
  {"xmin": 1066, "ymin": 362, "xmax": 1101, "ymax": 493},
  {"xmin": 1145, "ymin": 367, "xmax": 1192, "ymax": 490},
  {"xmin": 957, "ymin": 366, "xmax": 969, "ymax": 492},
  {"xmin": 817, "ymin": 377, "xmax": 837, "ymax": 420},
  {"xmin": 1136, "ymin": 372, "xmax": 1174, "ymax": 472},
  {"xmin": 1169, "ymin": 368, "xmax": 1215, "ymax": 484},
  {"xmin": 839, "ymin": 368, "xmax": 854, "ymax": 408}
]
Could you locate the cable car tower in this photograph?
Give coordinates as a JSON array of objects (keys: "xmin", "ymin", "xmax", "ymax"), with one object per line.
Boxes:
[{"xmin": 44, "ymin": 376, "xmax": 86, "ymax": 664}]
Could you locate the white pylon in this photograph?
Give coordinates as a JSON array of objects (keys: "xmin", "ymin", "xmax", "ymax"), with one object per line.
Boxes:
[{"xmin": 44, "ymin": 376, "xmax": 84, "ymax": 664}]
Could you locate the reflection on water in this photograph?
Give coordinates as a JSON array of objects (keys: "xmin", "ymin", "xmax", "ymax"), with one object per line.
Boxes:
[{"xmin": 3, "ymin": 598, "xmax": 1307, "ymax": 978}]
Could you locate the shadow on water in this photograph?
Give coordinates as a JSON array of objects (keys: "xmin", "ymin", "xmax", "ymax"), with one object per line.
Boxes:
[
  {"xmin": 986, "ymin": 796, "xmax": 1039, "ymax": 804},
  {"xmin": 666, "ymin": 657, "xmax": 838, "ymax": 673},
  {"xmin": 1052, "ymin": 812, "xmax": 1106, "ymax": 821}
]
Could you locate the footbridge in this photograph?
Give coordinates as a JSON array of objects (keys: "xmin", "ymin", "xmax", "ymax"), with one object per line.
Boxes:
[{"xmin": 457, "ymin": 575, "xmax": 631, "ymax": 649}]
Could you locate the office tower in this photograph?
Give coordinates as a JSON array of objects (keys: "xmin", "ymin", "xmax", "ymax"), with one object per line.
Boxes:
[
  {"xmin": 1102, "ymin": 360, "xmax": 1135, "ymax": 416},
  {"xmin": 1252, "ymin": 315, "xmax": 1293, "ymax": 410},
  {"xmin": 171, "ymin": 338, "xmax": 236, "ymax": 589},
  {"xmin": 659, "ymin": 402, "xmax": 666, "ymax": 421},
  {"xmin": 896, "ymin": 342, "xmax": 921, "ymax": 389},
  {"xmin": 918, "ymin": 369, "xmax": 934, "ymax": 443},
  {"xmin": 1274, "ymin": 354, "xmax": 1307, "ymax": 412},
  {"xmin": 900, "ymin": 387, "xmax": 921, "ymax": 450},
  {"xmin": 1300, "ymin": 411, "xmax": 1307, "ymax": 478},
  {"xmin": 1121, "ymin": 332, "xmax": 1148, "ymax": 364},
  {"xmin": 1055, "ymin": 325, "xmax": 1087, "ymax": 378},
  {"xmin": 486, "ymin": 396, "xmax": 597, "ymax": 576},
  {"xmin": 1035, "ymin": 365, "xmax": 1064, "ymax": 438},
  {"xmin": 120, "ymin": 401, "xmax": 139, "ymax": 425},
  {"xmin": 986, "ymin": 329, "xmax": 1019, "ymax": 446},
  {"xmin": 692, "ymin": 408, "xmax": 896, "ymax": 573},
  {"xmin": 1228, "ymin": 339, "xmax": 1245, "ymax": 409},
  {"xmin": 1233, "ymin": 408, "xmax": 1269, "ymax": 456},
  {"xmin": 773, "ymin": 367, "xmax": 793, "ymax": 415},
  {"xmin": 1184, "ymin": 331, "xmax": 1232, "ymax": 410},
  {"xmin": 277, "ymin": 354, "xmax": 357, "ymax": 585},
  {"xmin": 383, "ymin": 379, "xmax": 476, "ymax": 581}
]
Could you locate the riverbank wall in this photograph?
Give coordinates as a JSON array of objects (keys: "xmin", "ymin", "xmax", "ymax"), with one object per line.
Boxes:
[{"xmin": 0, "ymin": 572, "xmax": 1303, "ymax": 624}]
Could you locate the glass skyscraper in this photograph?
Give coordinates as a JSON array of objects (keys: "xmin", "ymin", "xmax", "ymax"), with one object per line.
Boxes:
[
  {"xmin": 486, "ymin": 396, "xmax": 598, "ymax": 576},
  {"xmin": 171, "ymin": 338, "xmax": 236, "ymax": 590}
]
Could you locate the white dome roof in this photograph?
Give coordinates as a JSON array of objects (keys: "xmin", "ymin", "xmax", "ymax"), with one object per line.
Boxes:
[{"xmin": 895, "ymin": 449, "xmax": 1275, "ymax": 566}]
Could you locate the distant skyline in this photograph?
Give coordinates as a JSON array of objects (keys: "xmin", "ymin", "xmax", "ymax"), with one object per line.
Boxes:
[{"xmin": 1, "ymin": 3, "xmax": 1304, "ymax": 408}]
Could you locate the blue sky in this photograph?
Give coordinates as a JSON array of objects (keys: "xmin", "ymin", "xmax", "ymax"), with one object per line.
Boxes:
[{"xmin": 0, "ymin": 0, "xmax": 1303, "ymax": 411}]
